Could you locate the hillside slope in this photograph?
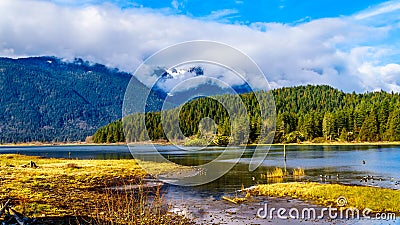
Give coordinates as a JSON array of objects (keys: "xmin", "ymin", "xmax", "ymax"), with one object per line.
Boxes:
[
  {"xmin": 0, "ymin": 57, "xmax": 162, "ymax": 142},
  {"xmin": 93, "ymin": 85, "xmax": 400, "ymax": 144}
]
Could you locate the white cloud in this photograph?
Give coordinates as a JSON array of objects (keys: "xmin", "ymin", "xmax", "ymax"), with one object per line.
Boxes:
[
  {"xmin": 354, "ymin": 0, "xmax": 400, "ymax": 20},
  {"xmin": 171, "ymin": 0, "xmax": 183, "ymax": 10},
  {"xmin": 0, "ymin": 0, "xmax": 399, "ymax": 93},
  {"xmin": 358, "ymin": 63, "xmax": 400, "ymax": 92},
  {"xmin": 201, "ymin": 9, "xmax": 239, "ymax": 22},
  {"xmin": 157, "ymin": 63, "xmax": 245, "ymax": 93}
]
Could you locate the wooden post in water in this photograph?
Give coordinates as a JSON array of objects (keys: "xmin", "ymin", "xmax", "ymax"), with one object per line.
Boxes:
[
  {"xmin": 283, "ymin": 144, "xmax": 286, "ymax": 160},
  {"xmin": 283, "ymin": 144, "xmax": 287, "ymax": 174}
]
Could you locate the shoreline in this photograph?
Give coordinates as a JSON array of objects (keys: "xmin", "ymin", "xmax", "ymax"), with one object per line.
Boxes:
[
  {"xmin": 2, "ymin": 141, "xmax": 400, "ymax": 147},
  {"xmin": 170, "ymin": 182, "xmax": 400, "ymax": 225},
  {"xmin": 1, "ymin": 154, "xmax": 398, "ymax": 224},
  {"xmin": 0, "ymin": 142, "xmax": 128, "ymax": 147},
  {"xmin": 253, "ymin": 141, "xmax": 400, "ymax": 146}
]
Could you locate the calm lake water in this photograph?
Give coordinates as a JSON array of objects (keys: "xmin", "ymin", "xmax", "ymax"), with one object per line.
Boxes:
[
  {"xmin": 1, "ymin": 144, "xmax": 398, "ymax": 189},
  {"xmin": 1, "ymin": 144, "xmax": 399, "ymax": 224}
]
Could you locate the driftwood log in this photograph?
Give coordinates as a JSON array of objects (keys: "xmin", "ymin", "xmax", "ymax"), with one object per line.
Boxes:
[
  {"xmin": 0, "ymin": 199, "xmax": 11, "ymax": 217},
  {"xmin": 0, "ymin": 200, "xmax": 34, "ymax": 225},
  {"xmin": 10, "ymin": 208, "xmax": 34, "ymax": 225},
  {"xmin": 30, "ymin": 161, "xmax": 37, "ymax": 168},
  {"xmin": 221, "ymin": 196, "xmax": 247, "ymax": 204}
]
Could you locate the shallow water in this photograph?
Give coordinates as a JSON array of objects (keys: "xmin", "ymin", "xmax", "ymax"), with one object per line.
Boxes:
[{"xmin": 1, "ymin": 144, "xmax": 399, "ymax": 189}]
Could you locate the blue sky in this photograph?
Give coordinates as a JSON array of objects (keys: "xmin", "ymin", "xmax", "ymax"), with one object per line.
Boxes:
[
  {"xmin": 50, "ymin": 0, "xmax": 387, "ymax": 23},
  {"xmin": 145, "ymin": 0, "xmax": 384, "ymax": 23},
  {"xmin": 1, "ymin": 0, "xmax": 400, "ymax": 92}
]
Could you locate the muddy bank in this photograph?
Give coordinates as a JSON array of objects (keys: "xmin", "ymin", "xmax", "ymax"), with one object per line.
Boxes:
[{"xmin": 170, "ymin": 195, "xmax": 397, "ymax": 225}]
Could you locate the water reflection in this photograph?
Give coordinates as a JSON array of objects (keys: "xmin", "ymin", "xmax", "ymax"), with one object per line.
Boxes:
[{"xmin": 0, "ymin": 144, "xmax": 399, "ymax": 189}]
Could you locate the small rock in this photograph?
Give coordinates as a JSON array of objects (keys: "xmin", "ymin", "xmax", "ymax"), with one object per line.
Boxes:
[{"xmin": 225, "ymin": 208, "xmax": 238, "ymax": 215}]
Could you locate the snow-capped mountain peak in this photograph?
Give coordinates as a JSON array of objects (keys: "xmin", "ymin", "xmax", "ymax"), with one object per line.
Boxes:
[{"xmin": 161, "ymin": 66, "xmax": 204, "ymax": 79}]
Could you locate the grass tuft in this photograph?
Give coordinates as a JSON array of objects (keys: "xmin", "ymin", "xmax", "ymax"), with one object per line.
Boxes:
[
  {"xmin": 65, "ymin": 163, "xmax": 81, "ymax": 169},
  {"xmin": 265, "ymin": 167, "xmax": 288, "ymax": 178},
  {"xmin": 292, "ymin": 168, "xmax": 305, "ymax": 177},
  {"xmin": 92, "ymin": 180, "xmax": 190, "ymax": 225}
]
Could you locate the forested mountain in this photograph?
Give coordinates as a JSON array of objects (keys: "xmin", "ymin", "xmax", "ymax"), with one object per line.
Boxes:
[
  {"xmin": 2, "ymin": 56, "xmax": 400, "ymax": 144},
  {"xmin": 93, "ymin": 85, "xmax": 400, "ymax": 144},
  {"xmin": 0, "ymin": 57, "xmax": 163, "ymax": 143}
]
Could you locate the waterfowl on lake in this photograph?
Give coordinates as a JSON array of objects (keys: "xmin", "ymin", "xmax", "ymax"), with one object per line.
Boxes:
[
  {"xmin": 362, "ymin": 160, "xmax": 366, "ymax": 164},
  {"xmin": 360, "ymin": 176, "xmax": 368, "ymax": 182}
]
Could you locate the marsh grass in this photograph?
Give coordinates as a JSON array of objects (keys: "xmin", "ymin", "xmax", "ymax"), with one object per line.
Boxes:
[
  {"xmin": 292, "ymin": 168, "xmax": 305, "ymax": 177},
  {"xmin": 65, "ymin": 163, "xmax": 81, "ymax": 169},
  {"xmin": 266, "ymin": 167, "xmax": 287, "ymax": 178},
  {"xmin": 92, "ymin": 180, "xmax": 189, "ymax": 225},
  {"xmin": 250, "ymin": 182, "xmax": 400, "ymax": 214},
  {"xmin": 261, "ymin": 167, "xmax": 305, "ymax": 180},
  {"xmin": 0, "ymin": 154, "xmax": 191, "ymax": 224}
]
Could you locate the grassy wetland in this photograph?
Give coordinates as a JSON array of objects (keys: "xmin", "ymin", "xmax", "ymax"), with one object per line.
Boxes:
[
  {"xmin": 250, "ymin": 182, "xmax": 400, "ymax": 214},
  {"xmin": 1, "ymin": 144, "xmax": 399, "ymax": 224},
  {"xmin": 0, "ymin": 154, "xmax": 191, "ymax": 224}
]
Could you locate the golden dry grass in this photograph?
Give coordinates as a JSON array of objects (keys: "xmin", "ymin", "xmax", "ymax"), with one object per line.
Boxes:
[
  {"xmin": 250, "ymin": 182, "xmax": 400, "ymax": 214},
  {"xmin": 265, "ymin": 167, "xmax": 288, "ymax": 178},
  {"xmin": 292, "ymin": 168, "xmax": 305, "ymax": 177},
  {"xmin": 261, "ymin": 167, "xmax": 305, "ymax": 181},
  {"xmin": 0, "ymin": 154, "xmax": 191, "ymax": 224}
]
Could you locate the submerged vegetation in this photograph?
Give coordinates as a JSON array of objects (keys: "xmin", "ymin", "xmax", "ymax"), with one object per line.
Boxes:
[
  {"xmin": 292, "ymin": 168, "xmax": 305, "ymax": 177},
  {"xmin": 265, "ymin": 167, "xmax": 287, "ymax": 178},
  {"xmin": 250, "ymin": 182, "xmax": 400, "ymax": 214},
  {"xmin": 260, "ymin": 167, "xmax": 305, "ymax": 179},
  {"xmin": 93, "ymin": 85, "xmax": 400, "ymax": 145},
  {"xmin": 0, "ymin": 154, "xmax": 190, "ymax": 224}
]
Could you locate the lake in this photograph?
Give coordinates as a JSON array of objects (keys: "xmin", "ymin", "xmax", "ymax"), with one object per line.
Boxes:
[
  {"xmin": 1, "ymin": 144, "xmax": 399, "ymax": 224},
  {"xmin": 1, "ymin": 144, "xmax": 399, "ymax": 189}
]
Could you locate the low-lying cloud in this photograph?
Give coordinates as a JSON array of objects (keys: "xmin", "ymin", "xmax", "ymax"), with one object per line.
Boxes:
[{"xmin": 0, "ymin": 0, "xmax": 399, "ymax": 93}]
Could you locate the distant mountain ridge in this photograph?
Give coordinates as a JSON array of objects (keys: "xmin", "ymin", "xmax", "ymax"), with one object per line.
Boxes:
[
  {"xmin": 0, "ymin": 56, "xmax": 163, "ymax": 143},
  {"xmin": 4, "ymin": 56, "xmax": 400, "ymax": 144}
]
